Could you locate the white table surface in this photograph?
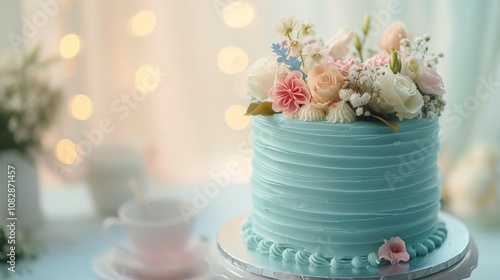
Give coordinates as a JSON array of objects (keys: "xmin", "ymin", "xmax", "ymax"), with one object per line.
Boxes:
[{"xmin": 3, "ymin": 182, "xmax": 497, "ymax": 279}]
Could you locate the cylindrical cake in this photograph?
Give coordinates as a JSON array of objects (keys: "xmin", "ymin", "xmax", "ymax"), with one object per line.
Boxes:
[{"xmin": 243, "ymin": 114, "xmax": 447, "ymax": 267}]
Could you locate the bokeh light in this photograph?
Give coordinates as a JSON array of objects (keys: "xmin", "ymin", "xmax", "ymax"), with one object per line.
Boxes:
[
  {"xmin": 223, "ymin": 2, "xmax": 254, "ymax": 28},
  {"xmin": 69, "ymin": 94, "xmax": 93, "ymax": 120},
  {"xmin": 217, "ymin": 46, "xmax": 248, "ymax": 74},
  {"xmin": 59, "ymin": 34, "xmax": 81, "ymax": 59},
  {"xmin": 225, "ymin": 105, "xmax": 249, "ymax": 130},
  {"xmin": 135, "ymin": 64, "xmax": 160, "ymax": 91},
  {"xmin": 130, "ymin": 10, "xmax": 157, "ymax": 36},
  {"xmin": 56, "ymin": 139, "xmax": 77, "ymax": 165}
]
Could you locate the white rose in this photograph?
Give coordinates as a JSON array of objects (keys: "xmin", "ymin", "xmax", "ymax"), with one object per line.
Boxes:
[
  {"xmin": 377, "ymin": 67, "xmax": 424, "ymax": 120},
  {"xmin": 326, "ymin": 27, "xmax": 353, "ymax": 60},
  {"xmin": 401, "ymin": 56, "xmax": 423, "ymax": 81},
  {"xmin": 247, "ymin": 55, "xmax": 278, "ymax": 101}
]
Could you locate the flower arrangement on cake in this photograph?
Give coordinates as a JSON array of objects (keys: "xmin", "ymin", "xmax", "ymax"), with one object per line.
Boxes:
[
  {"xmin": 235, "ymin": 14, "xmax": 453, "ymax": 271},
  {"xmin": 246, "ymin": 14, "xmax": 446, "ymax": 132}
]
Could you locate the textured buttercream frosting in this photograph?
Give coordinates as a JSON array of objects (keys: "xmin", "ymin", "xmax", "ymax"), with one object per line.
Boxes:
[{"xmin": 245, "ymin": 114, "xmax": 446, "ymax": 267}]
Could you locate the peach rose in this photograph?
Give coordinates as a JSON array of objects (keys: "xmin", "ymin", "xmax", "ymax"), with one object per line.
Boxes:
[
  {"xmin": 379, "ymin": 21, "xmax": 409, "ymax": 53},
  {"xmin": 307, "ymin": 65, "xmax": 344, "ymax": 104}
]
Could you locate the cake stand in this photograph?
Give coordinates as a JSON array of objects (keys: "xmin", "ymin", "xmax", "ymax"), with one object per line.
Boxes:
[{"xmin": 208, "ymin": 212, "xmax": 478, "ymax": 280}]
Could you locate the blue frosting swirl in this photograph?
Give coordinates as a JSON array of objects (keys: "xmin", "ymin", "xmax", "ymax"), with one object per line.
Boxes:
[
  {"xmin": 367, "ymin": 252, "xmax": 380, "ymax": 267},
  {"xmin": 295, "ymin": 250, "xmax": 311, "ymax": 265},
  {"xmin": 245, "ymin": 235, "xmax": 262, "ymax": 248},
  {"xmin": 309, "ymin": 253, "xmax": 331, "ymax": 266},
  {"xmin": 269, "ymin": 243, "xmax": 287, "ymax": 258},
  {"xmin": 407, "ymin": 246, "xmax": 417, "ymax": 259},
  {"xmin": 423, "ymin": 239, "xmax": 436, "ymax": 252},
  {"xmin": 282, "ymin": 248, "xmax": 297, "ymax": 262},
  {"xmin": 416, "ymin": 243, "xmax": 429, "ymax": 256},
  {"xmin": 257, "ymin": 240, "xmax": 272, "ymax": 254},
  {"xmin": 330, "ymin": 257, "xmax": 352, "ymax": 269},
  {"xmin": 351, "ymin": 256, "xmax": 370, "ymax": 268}
]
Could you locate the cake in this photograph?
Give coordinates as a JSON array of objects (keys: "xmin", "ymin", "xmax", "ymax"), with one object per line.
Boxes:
[
  {"xmin": 242, "ymin": 115, "xmax": 446, "ymax": 268},
  {"xmin": 242, "ymin": 15, "xmax": 447, "ymax": 269}
]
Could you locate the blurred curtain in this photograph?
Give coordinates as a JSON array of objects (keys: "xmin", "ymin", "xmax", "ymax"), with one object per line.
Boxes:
[{"xmin": 12, "ymin": 0, "xmax": 500, "ymax": 186}]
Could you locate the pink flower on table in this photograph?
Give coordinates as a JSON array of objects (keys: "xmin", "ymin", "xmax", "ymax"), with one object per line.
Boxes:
[
  {"xmin": 330, "ymin": 58, "xmax": 355, "ymax": 76},
  {"xmin": 416, "ymin": 67, "xmax": 446, "ymax": 95},
  {"xmin": 268, "ymin": 71, "xmax": 311, "ymax": 114},
  {"xmin": 377, "ymin": 236, "xmax": 410, "ymax": 264},
  {"xmin": 365, "ymin": 53, "xmax": 390, "ymax": 67},
  {"xmin": 379, "ymin": 21, "xmax": 410, "ymax": 53}
]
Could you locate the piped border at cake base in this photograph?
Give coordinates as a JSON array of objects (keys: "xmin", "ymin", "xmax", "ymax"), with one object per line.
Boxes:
[
  {"xmin": 241, "ymin": 216, "xmax": 447, "ymax": 269},
  {"xmin": 217, "ymin": 212, "xmax": 471, "ymax": 279}
]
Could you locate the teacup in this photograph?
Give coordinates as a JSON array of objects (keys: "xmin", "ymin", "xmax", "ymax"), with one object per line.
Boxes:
[
  {"xmin": 102, "ymin": 199, "xmax": 192, "ymax": 267},
  {"xmin": 85, "ymin": 144, "xmax": 149, "ymax": 217}
]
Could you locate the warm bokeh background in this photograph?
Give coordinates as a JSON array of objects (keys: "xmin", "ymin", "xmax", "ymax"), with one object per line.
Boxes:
[
  {"xmin": 1, "ymin": 0, "xmax": 498, "ymax": 187},
  {"xmin": 0, "ymin": 0, "xmax": 499, "ymax": 279},
  {"xmin": 13, "ymin": 0, "xmax": 499, "ymax": 223}
]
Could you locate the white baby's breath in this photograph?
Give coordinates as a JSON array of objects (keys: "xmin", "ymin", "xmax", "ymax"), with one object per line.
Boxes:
[{"xmin": 356, "ymin": 107, "xmax": 364, "ymax": 116}]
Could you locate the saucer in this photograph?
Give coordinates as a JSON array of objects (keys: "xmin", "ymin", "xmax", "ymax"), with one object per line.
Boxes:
[{"xmin": 93, "ymin": 239, "xmax": 216, "ymax": 280}]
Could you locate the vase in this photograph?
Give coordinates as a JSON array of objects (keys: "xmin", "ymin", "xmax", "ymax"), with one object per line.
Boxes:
[{"xmin": 0, "ymin": 150, "xmax": 44, "ymax": 232}]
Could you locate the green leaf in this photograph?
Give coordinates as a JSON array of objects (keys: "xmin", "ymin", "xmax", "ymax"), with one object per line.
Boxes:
[
  {"xmin": 389, "ymin": 46, "xmax": 401, "ymax": 74},
  {"xmin": 362, "ymin": 13, "xmax": 371, "ymax": 35},
  {"xmin": 353, "ymin": 33, "xmax": 362, "ymax": 52},
  {"xmin": 245, "ymin": 102, "xmax": 276, "ymax": 116},
  {"xmin": 370, "ymin": 114, "xmax": 399, "ymax": 133}
]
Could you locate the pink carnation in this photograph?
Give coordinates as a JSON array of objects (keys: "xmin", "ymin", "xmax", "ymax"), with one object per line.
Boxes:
[
  {"xmin": 416, "ymin": 67, "xmax": 446, "ymax": 95},
  {"xmin": 365, "ymin": 53, "xmax": 390, "ymax": 67},
  {"xmin": 268, "ymin": 71, "xmax": 311, "ymax": 114},
  {"xmin": 377, "ymin": 236, "xmax": 410, "ymax": 264},
  {"xmin": 330, "ymin": 58, "xmax": 355, "ymax": 76}
]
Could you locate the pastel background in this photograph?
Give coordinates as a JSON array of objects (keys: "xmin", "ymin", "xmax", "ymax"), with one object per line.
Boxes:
[{"xmin": 0, "ymin": 0, "xmax": 499, "ymax": 279}]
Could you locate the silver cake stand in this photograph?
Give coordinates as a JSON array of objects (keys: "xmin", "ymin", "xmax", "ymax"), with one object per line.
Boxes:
[{"xmin": 209, "ymin": 212, "xmax": 478, "ymax": 280}]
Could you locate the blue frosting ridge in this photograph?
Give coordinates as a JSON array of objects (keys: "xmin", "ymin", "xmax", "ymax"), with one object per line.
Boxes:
[{"xmin": 244, "ymin": 114, "xmax": 447, "ymax": 267}]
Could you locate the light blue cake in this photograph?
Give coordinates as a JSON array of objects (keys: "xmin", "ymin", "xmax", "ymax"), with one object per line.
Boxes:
[{"xmin": 242, "ymin": 114, "xmax": 447, "ymax": 268}]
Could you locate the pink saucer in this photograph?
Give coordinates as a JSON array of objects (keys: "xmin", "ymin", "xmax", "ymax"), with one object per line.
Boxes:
[{"xmin": 95, "ymin": 239, "xmax": 211, "ymax": 280}]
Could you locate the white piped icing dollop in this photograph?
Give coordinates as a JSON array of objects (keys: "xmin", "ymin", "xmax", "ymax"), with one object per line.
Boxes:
[
  {"xmin": 325, "ymin": 101, "xmax": 356, "ymax": 123},
  {"xmin": 297, "ymin": 103, "xmax": 326, "ymax": 121}
]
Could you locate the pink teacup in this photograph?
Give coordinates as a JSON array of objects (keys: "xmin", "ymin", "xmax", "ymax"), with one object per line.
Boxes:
[{"xmin": 103, "ymin": 199, "xmax": 192, "ymax": 267}]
